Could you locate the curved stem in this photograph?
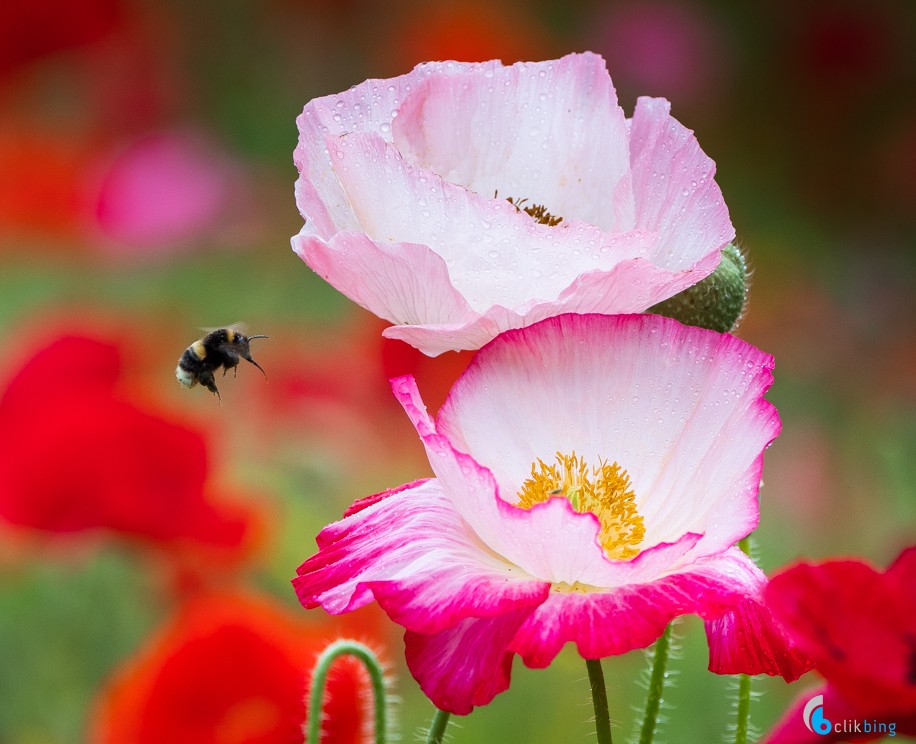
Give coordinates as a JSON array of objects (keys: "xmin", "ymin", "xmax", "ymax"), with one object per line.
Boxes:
[
  {"xmin": 586, "ymin": 657, "xmax": 613, "ymax": 744},
  {"xmin": 426, "ymin": 707, "xmax": 452, "ymax": 744},
  {"xmin": 305, "ymin": 639, "xmax": 387, "ymax": 744},
  {"xmin": 637, "ymin": 623, "xmax": 673, "ymax": 744}
]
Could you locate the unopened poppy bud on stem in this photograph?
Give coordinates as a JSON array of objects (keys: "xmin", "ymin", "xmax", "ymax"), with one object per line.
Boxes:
[{"xmin": 649, "ymin": 243, "xmax": 748, "ymax": 332}]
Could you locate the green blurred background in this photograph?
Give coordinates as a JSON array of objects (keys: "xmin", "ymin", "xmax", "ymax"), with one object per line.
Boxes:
[{"xmin": 1, "ymin": 0, "xmax": 914, "ymax": 742}]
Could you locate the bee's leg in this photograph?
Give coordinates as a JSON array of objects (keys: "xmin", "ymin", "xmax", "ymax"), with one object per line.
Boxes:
[
  {"xmin": 200, "ymin": 370, "xmax": 222, "ymax": 404},
  {"xmin": 223, "ymin": 356, "xmax": 240, "ymax": 378}
]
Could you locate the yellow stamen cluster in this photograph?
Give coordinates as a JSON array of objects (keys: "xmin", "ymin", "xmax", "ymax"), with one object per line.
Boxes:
[{"xmin": 517, "ymin": 451, "xmax": 645, "ymax": 560}]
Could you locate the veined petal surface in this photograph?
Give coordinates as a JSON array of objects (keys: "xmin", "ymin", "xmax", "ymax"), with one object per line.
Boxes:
[
  {"xmin": 295, "ymin": 313, "xmax": 784, "ymax": 714},
  {"xmin": 293, "ymin": 53, "xmax": 734, "ymax": 354}
]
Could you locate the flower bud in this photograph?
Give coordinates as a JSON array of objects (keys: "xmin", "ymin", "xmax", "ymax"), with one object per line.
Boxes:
[{"xmin": 649, "ymin": 243, "xmax": 748, "ymax": 332}]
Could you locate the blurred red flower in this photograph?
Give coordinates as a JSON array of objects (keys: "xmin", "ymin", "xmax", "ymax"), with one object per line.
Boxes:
[
  {"xmin": 0, "ymin": 333, "xmax": 256, "ymax": 553},
  {"xmin": 763, "ymin": 547, "xmax": 916, "ymax": 742},
  {"xmin": 0, "ymin": 0, "xmax": 123, "ymax": 76},
  {"xmin": 250, "ymin": 316, "xmax": 472, "ymax": 475},
  {"xmin": 385, "ymin": 0, "xmax": 547, "ymax": 72},
  {"xmin": 92, "ymin": 592, "xmax": 379, "ymax": 744},
  {"xmin": 0, "ymin": 125, "xmax": 93, "ymax": 238}
]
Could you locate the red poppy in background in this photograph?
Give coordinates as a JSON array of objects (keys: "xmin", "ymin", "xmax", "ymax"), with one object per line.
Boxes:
[
  {"xmin": 0, "ymin": 333, "xmax": 257, "ymax": 553},
  {"xmin": 387, "ymin": 0, "xmax": 547, "ymax": 72},
  {"xmin": 762, "ymin": 547, "xmax": 916, "ymax": 742},
  {"xmin": 0, "ymin": 0, "xmax": 122, "ymax": 76},
  {"xmin": 251, "ymin": 317, "xmax": 469, "ymax": 471},
  {"xmin": 0, "ymin": 125, "xmax": 93, "ymax": 238},
  {"xmin": 93, "ymin": 592, "xmax": 380, "ymax": 744}
]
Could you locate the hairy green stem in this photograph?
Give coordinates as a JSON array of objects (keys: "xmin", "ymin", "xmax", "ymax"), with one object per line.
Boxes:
[
  {"xmin": 586, "ymin": 657, "xmax": 613, "ymax": 744},
  {"xmin": 638, "ymin": 623, "xmax": 673, "ymax": 744},
  {"xmin": 426, "ymin": 708, "xmax": 452, "ymax": 744},
  {"xmin": 734, "ymin": 673, "xmax": 752, "ymax": 744},
  {"xmin": 305, "ymin": 639, "xmax": 387, "ymax": 744},
  {"xmin": 733, "ymin": 534, "xmax": 754, "ymax": 744}
]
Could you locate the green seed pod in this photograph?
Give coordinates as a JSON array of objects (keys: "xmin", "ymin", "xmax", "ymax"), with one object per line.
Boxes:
[{"xmin": 648, "ymin": 243, "xmax": 748, "ymax": 332}]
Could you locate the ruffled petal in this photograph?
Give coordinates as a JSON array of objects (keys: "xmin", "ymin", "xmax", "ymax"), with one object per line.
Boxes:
[
  {"xmin": 403, "ymin": 609, "xmax": 533, "ymax": 715},
  {"xmin": 706, "ymin": 597, "xmax": 814, "ymax": 681},
  {"xmin": 381, "ymin": 307, "xmax": 521, "ymax": 357},
  {"xmin": 762, "ymin": 685, "xmax": 833, "ymax": 744},
  {"xmin": 437, "ymin": 313, "xmax": 779, "ymax": 558},
  {"xmin": 320, "ymin": 131, "xmax": 648, "ymax": 313},
  {"xmin": 551, "ymin": 253, "xmax": 720, "ymax": 315},
  {"xmin": 392, "ymin": 52, "xmax": 635, "ymax": 232},
  {"xmin": 765, "ymin": 555, "xmax": 916, "ymax": 713},
  {"xmin": 888, "ymin": 544, "xmax": 916, "ymax": 582},
  {"xmin": 293, "ymin": 479, "xmax": 548, "ymax": 634},
  {"xmin": 391, "ymin": 373, "xmax": 705, "ymax": 586},
  {"xmin": 379, "ymin": 246, "xmax": 725, "ymax": 356},
  {"xmin": 294, "ymin": 66, "xmax": 429, "ymax": 237},
  {"xmin": 292, "ymin": 222, "xmax": 477, "ymax": 327},
  {"xmin": 763, "ymin": 684, "xmax": 916, "ymax": 743},
  {"xmin": 628, "ymin": 96, "xmax": 734, "ymax": 271},
  {"xmin": 510, "ymin": 546, "xmax": 763, "ymax": 667}
]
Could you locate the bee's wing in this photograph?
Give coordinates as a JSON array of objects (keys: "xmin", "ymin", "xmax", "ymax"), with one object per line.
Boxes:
[{"xmin": 198, "ymin": 322, "xmax": 248, "ymax": 335}]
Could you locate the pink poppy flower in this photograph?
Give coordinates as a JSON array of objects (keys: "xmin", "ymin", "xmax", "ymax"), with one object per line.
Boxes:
[
  {"xmin": 762, "ymin": 547, "xmax": 916, "ymax": 743},
  {"xmin": 292, "ymin": 52, "xmax": 734, "ymax": 355},
  {"xmin": 295, "ymin": 313, "xmax": 786, "ymax": 714},
  {"xmin": 89, "ymin": 130, "xmax": 243, "ymax": 255}
]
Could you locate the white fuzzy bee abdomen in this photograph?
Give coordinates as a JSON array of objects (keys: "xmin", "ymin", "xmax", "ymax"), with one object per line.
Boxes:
[{"xmin": 175, "ymin": 365, "xmax": 196, "ymax": 388}]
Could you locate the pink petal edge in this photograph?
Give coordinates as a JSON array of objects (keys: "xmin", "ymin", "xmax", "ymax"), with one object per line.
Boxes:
[
  {"xmin": 510, "ymin": 546, "xmax": 765, "ymax": 668},
  {"xmin": 293, "ymin": 478, "xmax": 549, "ymax": 635}
]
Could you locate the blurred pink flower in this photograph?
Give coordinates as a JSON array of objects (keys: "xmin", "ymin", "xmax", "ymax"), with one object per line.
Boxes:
[
  {"xmin": 763, "ymin": 548, "xmax": 916, "ymax": 743},
  {"xmin": 295, "ymin": 314, "xmax": 792, "ymax": 714},
  {"xmin": 292, "ymin": 52, "xmax": 734, "ymax": 355},
  {"xmin": 87, "ymin": 130, "xmax": 245, "ymax": 254},
  {"xmin": 591, "ymin": 1, "xmax": 726, "ymax": 106}
]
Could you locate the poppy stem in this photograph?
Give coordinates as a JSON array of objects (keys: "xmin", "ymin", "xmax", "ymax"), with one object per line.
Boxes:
[
  {"xmin": 732, "ymin": 535, "xmax": 754, "ymax": 744},
  {"xmin": 586, "ymin": 657, "xmax": 613, "ymax": 744},
  {"xmin": 637, "ymin": 622, "xmax": 673, "ymax": 744},
  {"xmin": 305, "ymin": 639, "xmax": 388, "ymax": 744},
  {"xmin": 733, "ymin": 672, "xmax": 752, "ymax": 744},
  {"xmin": 426, "ymin": 707, "xmax": 452, "ymax": 744}
]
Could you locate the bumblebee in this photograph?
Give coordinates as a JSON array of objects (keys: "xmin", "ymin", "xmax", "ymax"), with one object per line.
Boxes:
[{"xmin": 176, "ymin": 327, "xmax": 267, "ymax": 402}]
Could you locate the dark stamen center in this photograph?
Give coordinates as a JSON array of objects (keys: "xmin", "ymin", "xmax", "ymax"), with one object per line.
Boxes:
[{"xmin": 495, "ymin": 191, "xmax": 564, "ymax": 226}]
